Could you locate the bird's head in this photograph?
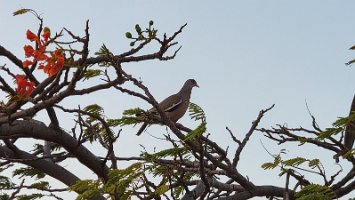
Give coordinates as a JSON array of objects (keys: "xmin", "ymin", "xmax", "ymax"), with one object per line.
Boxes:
[{"xmin": 186, "ymin": 79, "xmax": 199, "ymax": 88}]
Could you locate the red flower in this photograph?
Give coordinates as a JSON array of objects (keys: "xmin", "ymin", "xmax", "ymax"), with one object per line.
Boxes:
[
  {"xmin": 37, "ymin": 49, "xmax": 65, "ymax": 77},
  {"xmin": 15, "ymin": 75, "xmax": 35, "ymax": 98},
  {"xmin": 22, "ymin": 60, "xmax": 33, "ymax": 68},
  {"xmin": 24, "ymin": 45, "xmax": 34, "ymax": 57},
  {"xmin": 33, "ymin": 48, "xmax": 48, "ymax": 61},
  {"xmin": 23, "ymin": 29, "xmax": 65, "ymax": 76},
  {"xmin": 26, "ymin": 30, "xmax": 38, "ymax": 42},
  {"xmin": 56, "ymin": 56, "xmax": 64, "ymax": 67}
]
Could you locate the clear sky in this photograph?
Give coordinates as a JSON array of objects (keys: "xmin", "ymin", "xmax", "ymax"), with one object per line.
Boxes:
[{"xmin": 1, "ymin": 1, "xmax": 355, "ymax": 199}]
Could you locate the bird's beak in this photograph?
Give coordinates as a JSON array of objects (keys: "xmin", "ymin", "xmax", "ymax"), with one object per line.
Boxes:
[{"xmin": 196, "ymin": 83, "xmax": 199, "ymax": 88}]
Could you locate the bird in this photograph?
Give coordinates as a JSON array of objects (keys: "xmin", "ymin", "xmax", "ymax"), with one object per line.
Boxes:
[
  {"xmin": 136, "ymin": 79, "xmax": 199, "ymax": 136},
  {"xmin": 344, "ymin": 94, "xmax": 355, "ymax": 150}
]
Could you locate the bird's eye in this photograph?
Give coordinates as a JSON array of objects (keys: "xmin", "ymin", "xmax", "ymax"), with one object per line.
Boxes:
[{"xmin": 191, "ymin": 79, "xmax": 196, "ymax": 84}]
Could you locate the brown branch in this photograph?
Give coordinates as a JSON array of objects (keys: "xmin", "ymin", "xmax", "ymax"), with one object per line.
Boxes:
[
  {"xmin": 226, "ymin": 126, "xmax": 241, "ymax": 145},
  {"xmin": 0, "ymin": 120, "xmax": 110, "ymax": 181},
  {"xmin": 232, "ymin": 104, "xmax": 275, "ymax": 167},
  {"xmin": 0, "ymin": 45, "xmax": 39, "ymax": 84},
  {"xmin": 8, "ymin": 179, "xmax": 24, "ymax": 200},
  {"xmin": 216, "ymin": 185, "xmax": 293, "ymax": 200}
]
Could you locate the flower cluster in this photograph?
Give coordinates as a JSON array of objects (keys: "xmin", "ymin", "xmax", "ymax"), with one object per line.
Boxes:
[
  {"xmin": 16, "ymin": 29, "xmax": 65, "ymax": 98},
  {"xmin": 15, "ymin": 75, "xmax": 35, "ymax": 99},
  {"xmin": 22, "ymin": 29, "xmax": 65, "ymax": 77}
]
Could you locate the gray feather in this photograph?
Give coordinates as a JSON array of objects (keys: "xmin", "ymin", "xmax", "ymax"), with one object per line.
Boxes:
[{"xmin": 136, "ymin": 79, "xmax": 198, "ymax": 136}]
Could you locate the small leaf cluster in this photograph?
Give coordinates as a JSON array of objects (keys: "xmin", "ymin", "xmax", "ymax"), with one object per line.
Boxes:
[
  {"xmin": 13, "ymin": 8, "xmax": 32, "ymax": 16},
  {"xmin": 0, "ymin": 166, "xmax": 56, "ymax": 200},
  {"xmin": 185, "ymin": 102, "xmax": 207, "ymax": 140},
  {"xmin": 140, "ymin": 145, "xmax": 196, "ymax": 198},
  {"xmin": 94, "ymin": 44, "xmax": 115, "ymax": 67},
  {"xmin": 15, "ymin": 193, "xmax": 45, "ymax": 200},
  {"xmin": 105, "ymin": 163, "xmax": 143, "ymax": 199},
  {"xmin": 0, "ymin": 167, "xmax": 14, "ymax": 199},
  {"xmin": 82, "ymin": 69, "xmax": 102, "ymax": 81},
  {"xmin": 0, "ymin": 169, "xmax": 14, "ymax": 189},
  {"xmin": 82, "ymin": 104, "xmax": 116, "ymax": 143},
  {"xmin": 295, "ymin": 184, "xmax": 336, "ymax": 200},
  {"xmin": 142, "ymin": 146, "xmax": 190, "ymax": 162},
  {"xmin": 69, "ymin": 180, "xmax": 101, "ymax": 200},
  {"xmin": 70, "ymin": 163, "xmax": 143, "ymax": 200},
  {"xmin": 125, "ymin": 20, "xmax": 157, "ymax": 46},
  {"xmin": 262, "ymin": 152, "xmax": 321, "ymax": 174},
  {"xmin": 30, "ymin": 181, "xmax": 50, "ymax": 191},
  {"xmin": 13, "ymin": 167, "xmax": 46, "ymax": 179},
  {"xmin": 189, "ymin": 102, "xmax": 206, "ymax": 123},
  {"xmin": 184, "ymin": 123, "xmax": 206, "ymax": 141},
  {"xmin": 318, "ymin": 112, "xmax": 355, "ymax": 140},
  {"xmin": 107, "ymin": 108, "xmax": 145, "ymax": 127}
]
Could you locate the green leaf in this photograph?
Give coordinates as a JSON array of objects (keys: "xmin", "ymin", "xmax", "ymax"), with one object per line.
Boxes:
[
  {"xmin": 13, "ymin": 167, "xmax": 45, "ymax": 179},
  {"xmin": 30, "ymin": 181, "xmax": 49, "ymax": 190},
  {"xmin": 283, "ymin": 157, "xmax": 306, "ymax": 167},
  {"xmin": 0, "ymin": 194, "xmax": 10, "ymax": 200},
  {"xmin": 261, "ymin": 153, "xmax": 283, "ymax": 170},
  {"xmin": 123, "ymin": 108, "xmax": 145, "ymax": 116},
  {"xmin": 0, "ymin": 175, "xmax": 13, "ymax": 189},
  {"xmin": 125, "ymin": 32, "xmax": 132, "ymax": 38},
  {"xmin": 83, "ymin": 69, "xmax": 102, "ymax": 81},
  {"xmin": 108, "ymin": 108, "xmax": 145, "ymax": 127},
  {"xmin": 145, "ymin": 147, "xmax": 188, "ymax": 159},
  {"xmin": 295, "ymin": 184, "xmax": 335, "ymax": 200},
  {"xmin": 173, "ymin": 186, "xmax": 184, "ymax": 198},
  {"xmin": 318, "ymin": 127, "xmax": 343, "ymax": 139},
  {"xmin": 189, "ymin": 102, "xmax": 206, "ymax": 123},
  {"xmin": 135, "ymin": 24, "xmax": 142, "ymax": 34},
  {"xmin": 184, "ymin": 122, "xmax": 206, "ymax": 141},
  {"xmin": 94, "ymin": 44, "xmax": 114, "ymax": 66},
  {"xmin": 261, "ymin": 162, "xmax": 278, "ymax": 170},
  {"xmin": 17, "ymin": 193, "xmax": 44, "ymax": 200},
  {"xmin": 13, "ymin": 9, "xmax": 31, "ymax": 16},
  {"xmin": 83, "ymin": 104, "xmax": 103, "ymax": 116},
  {"xmin": 69, "ymin": 180, "xmax": 102, "ymax": 200},
  {"xmin": 298, "ymin": 137, "xmax": 308, "ymax": 145},
  {"xmin": 308, "ymin": 159, "xmax": 320, "ymax": 169},
  {"xmin": 343, "ymin": 148, "xmax": 355, "ymax": 159},
  {"xmin": 104, "ymin": 163, "xmax": 143, "ymax": 198},
  {"xmin": 155, "ymin": 185, "xmax": 169, "ymax": 195}
]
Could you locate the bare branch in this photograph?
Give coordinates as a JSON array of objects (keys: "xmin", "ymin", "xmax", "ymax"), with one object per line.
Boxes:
[{"xmin": 232, "ymin": 104, "xmax": 275, "ymax": 167}]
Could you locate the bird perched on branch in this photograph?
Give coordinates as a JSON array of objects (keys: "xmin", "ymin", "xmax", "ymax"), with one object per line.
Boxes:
[
  {"xmin": 344, "ymin": 94, "xmax": 355, "ymax": 150},
  {"xmin": 136, "ymin": 79, "xmax": 199, "ymax": 136}
]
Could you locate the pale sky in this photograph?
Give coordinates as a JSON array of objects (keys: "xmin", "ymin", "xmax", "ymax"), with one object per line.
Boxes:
[{"xmin": 1, "ymin": 1, "xmax": 355, "ymax": 199}]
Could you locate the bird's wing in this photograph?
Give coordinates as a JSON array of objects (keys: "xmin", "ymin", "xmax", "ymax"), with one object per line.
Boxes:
[{"xmin": 148, "ymin": 94, "xmax": 183, "ymax": 113}]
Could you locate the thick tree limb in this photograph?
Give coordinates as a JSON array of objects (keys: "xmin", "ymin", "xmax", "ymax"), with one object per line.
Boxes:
[
  {"xmin": 0, "ymin": 120, "xmax": 109, "ymax": 180},
  {"xmin": 0, "ymin": 145, "xmax": 106, "ymax": 200}
]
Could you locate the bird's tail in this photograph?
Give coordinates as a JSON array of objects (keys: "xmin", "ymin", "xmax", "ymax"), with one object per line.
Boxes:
[
  {"xmin": 344, "ymin": 94, "xmax": 355, "ymax": 150},
  {"xmin": 136, "ymin": 123, "xmax": 148, "ymax": 136}
]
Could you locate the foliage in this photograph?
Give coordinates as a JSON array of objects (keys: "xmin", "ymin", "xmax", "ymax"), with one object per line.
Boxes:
[
  {"xmin": 70, "ymin": 163, "xmax": 144, "ymax": 200},
  {"xmin": 13, "ymin": 167, "xmax": 46, "ymax": 180},
  {"xmin": 318, "ymin": 112, "xmax": 355, "ymax": 140},
  {"xmin": 0, "ymin": 7, "xmax": 353, "ymax": 200},
  {"xmin": 125, "ymin": 20, "xmax": 157, "ymax": 47},
  {"xmin": 262, "ymin": 154, "xmax": 321, "ymax": 172},
  {"xmin": 295, "ymin": 184, "xmax": 336, "ymax": 200}
]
